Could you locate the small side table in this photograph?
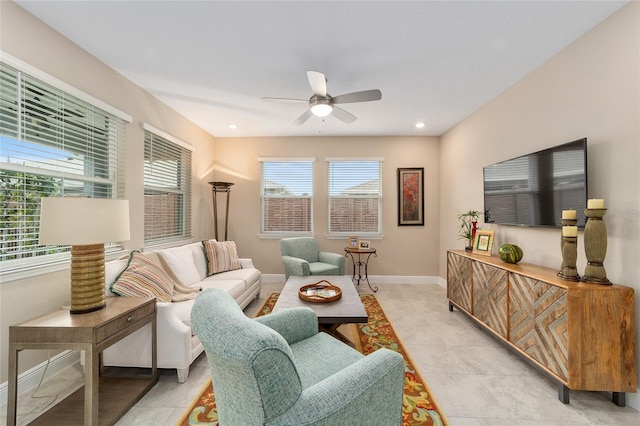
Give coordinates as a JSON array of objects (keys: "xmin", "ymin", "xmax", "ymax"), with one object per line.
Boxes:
[
  {"xmin": 345, "ymin": 247, "xmax": 378, "ymax": 292},
  {"xmin": 7, "ymin": 297, "xmax": 157, "ymax": 426}
]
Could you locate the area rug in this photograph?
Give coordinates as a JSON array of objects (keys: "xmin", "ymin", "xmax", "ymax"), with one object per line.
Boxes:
[{"xmin": 178, "ymin": 293, "xmax": 448, "ymax": 426}]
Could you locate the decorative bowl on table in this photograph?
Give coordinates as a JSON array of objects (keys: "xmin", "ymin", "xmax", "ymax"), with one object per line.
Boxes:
[{"xmin": 298, "ymin": 280, "xmax": 342, "ymax": 303}]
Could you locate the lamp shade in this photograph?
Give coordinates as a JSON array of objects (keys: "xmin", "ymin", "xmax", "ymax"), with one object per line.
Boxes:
[{"xmin": 39, "ymin": 197, "xmax": 130, "ymax": 246}]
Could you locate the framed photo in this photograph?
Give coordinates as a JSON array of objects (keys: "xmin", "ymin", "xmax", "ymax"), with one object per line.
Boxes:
[
  {"xmin": 472, "ymin": 230, "xmax": 495, "ymax": 256},
  {"xmin": 398, "ymin": 168, "xmax": 424, "ymax": 226},
  {"xmin": 348, "ymin": 236, "xmax": 359, "ymax": 249},
  {"xmin": 358, "ymin": 240, "xmax": 371, "ymax": 250}
]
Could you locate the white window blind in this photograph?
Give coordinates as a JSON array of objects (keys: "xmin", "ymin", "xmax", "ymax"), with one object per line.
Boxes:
[
  {"xmin": 0, "ymin": 61, "xmax": 127, "ymax": 269},
  {"xmin": 143, "ymin": 126, "xmax": 192, "ymax": 245},
  {"xmin": 259, "ymin": 158, "xmax": 314, "ymax": 237},
  {"xmin": 327, "ymin": 158, "xmax": 382, "ymax": 237}
]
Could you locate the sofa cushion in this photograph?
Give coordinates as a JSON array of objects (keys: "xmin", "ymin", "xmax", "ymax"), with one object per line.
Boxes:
[
  {"xmin": 171, "ymin": 280, "xmax": 246, "ymax": 332},
  {"xmin": 187, "ymin": 241, "xmax": 209, "ymax": 280},
  {"xmin": 205, "ymin": 267, "xmax": 261, "ymax": 287},
  {"xmin": 111, "ymin": 251, "xmax": 175, "ymax": 303},
  {"xmin": 202, "ymin": 240, "xmax": 241, "ymax": 276},
  {"xmin": 158, "ymin": 246, "xmax": 201, "ymax": 286},
  {"xmin": 105, "ymin": 258, "xmax": 129, "ymax": 297},
  {"xmin": 201, "ymin": 277, "xmax": 247, "ymax": 300}
]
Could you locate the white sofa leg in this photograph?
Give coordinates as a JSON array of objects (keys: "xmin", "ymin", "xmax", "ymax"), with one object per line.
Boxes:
[{"xmin": 177, "ymin": 367, "xmax": 189, "ymax": 383}]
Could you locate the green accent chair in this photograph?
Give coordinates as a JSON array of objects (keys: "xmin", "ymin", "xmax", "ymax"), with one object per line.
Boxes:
[
  {"xmin": 280, "ymin": 237, "xmax": 345, "ymax": 280},
  {"xmin": 191, "ymin": 288, "xmax": 405, "ymax": 425}
]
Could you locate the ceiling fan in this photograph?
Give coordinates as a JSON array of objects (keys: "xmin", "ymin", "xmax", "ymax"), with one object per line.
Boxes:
[{"xmin": 262, "ymin": 71, "xmax": 382, "ymax": 126}]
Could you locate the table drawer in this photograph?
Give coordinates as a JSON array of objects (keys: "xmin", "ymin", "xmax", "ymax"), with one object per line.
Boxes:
[{"xmin": 95, "ymin": 301, "xmax": 155, "ymax": 343}]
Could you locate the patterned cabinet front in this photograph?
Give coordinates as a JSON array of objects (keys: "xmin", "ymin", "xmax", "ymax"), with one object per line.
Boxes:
[
  {"xmin": 472, "ymin": 261, "xmax": 508, "ymax": 338},
  {"xmin": 447, "ymin": 252, "xmax": 472, "ymax": 313},
  {"xmin": 509, "ymin": 272, "xmax": 568, "ymax": 381}
]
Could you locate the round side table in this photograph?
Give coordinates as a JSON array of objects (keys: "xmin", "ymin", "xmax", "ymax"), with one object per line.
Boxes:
[{"xmin": 344, "ymin": 247, "xmax": 378, "ymax": 292}]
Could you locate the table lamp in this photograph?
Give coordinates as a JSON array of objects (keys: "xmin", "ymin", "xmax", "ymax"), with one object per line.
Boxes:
[{"xmin": 39, "ymin": 197, "xmax": 130, "ymax": 314}]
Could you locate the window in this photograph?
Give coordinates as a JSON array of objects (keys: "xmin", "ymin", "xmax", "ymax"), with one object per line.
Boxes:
[
  {"xmin": 259, "ymin": 158, "xmax": 314, "ymax": 237},
  {"xmin": 327, "ymin": 158, "xmax": 383, "ymax": 238},
  {"xmin": 0, "ymin": 59, "xmax": 129, "ymax": 274},
  {"xmin": 143, "ymin": 124, "xmax": 192, "ymax": 246}
]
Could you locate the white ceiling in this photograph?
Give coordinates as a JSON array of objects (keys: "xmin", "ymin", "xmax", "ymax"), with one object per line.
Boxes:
[{"xmin": 15, "ymin": 0, "xmax": 628, "ymax": 138}]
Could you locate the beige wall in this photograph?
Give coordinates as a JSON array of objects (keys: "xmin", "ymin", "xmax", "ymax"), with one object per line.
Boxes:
[
  {"xmin": 0, "ymin": 2, "xmax": 217, "ymax": 381},
  {"xmin": 213, "ymin": 136, "xmax": 441, "ymax": 277},
  {"xmin": 439, "ymin": 2, "xmax": 639, "ymax": 401}
]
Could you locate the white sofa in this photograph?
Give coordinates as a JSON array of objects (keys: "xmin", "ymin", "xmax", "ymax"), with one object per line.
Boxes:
[{"xmin": 102, "ymin": 241, "xmax": 261, "ymax": 382}]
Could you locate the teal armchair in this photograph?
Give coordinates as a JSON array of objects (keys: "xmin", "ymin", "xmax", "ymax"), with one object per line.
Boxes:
[
  {"xmin": 280, "ymin": 237, "xmax": 345, "ymax": 280},
  {"xmin": 191, "ymin": 288, "xmax": 405, "ymax": 425}
]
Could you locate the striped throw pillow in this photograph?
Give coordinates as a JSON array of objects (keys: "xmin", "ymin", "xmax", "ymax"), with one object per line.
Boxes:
[
  {"xmin": 202, "ymin": 240, "xmax": 242, "ymax": 276},
  {"xmin": 110, "ymin": 251, "xmax": 174, "ymax": 302}
]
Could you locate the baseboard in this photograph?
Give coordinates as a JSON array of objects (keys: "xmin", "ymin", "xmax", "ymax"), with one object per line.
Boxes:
[
  {"xmin": 626, "ymin": 390, "xmax": 640, "ymax": 412},
  {"xmin": 368, "ymin": 275, "xmax": 443, "ymax": 286},
  {"xmin": 0, "ymin": 350, "xmax": 80, "ymax": 408},
  {"xmin": 262, "ymin": 274, "xmax": 445, "ymax": 286},
  {"xmin": 261, "ymin": 273, "xmax": 286, "ymax": 283}
]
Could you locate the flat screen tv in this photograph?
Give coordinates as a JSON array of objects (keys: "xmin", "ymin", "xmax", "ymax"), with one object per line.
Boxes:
[{"xmin": 483, "ymin": 138, "xmax": 588, "ymax": 228}]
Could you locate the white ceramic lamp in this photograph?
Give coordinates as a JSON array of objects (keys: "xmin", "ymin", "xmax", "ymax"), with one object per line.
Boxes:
[{"xmin": 39, "ymin": 197, "xmax": 130, "ymax": 313}]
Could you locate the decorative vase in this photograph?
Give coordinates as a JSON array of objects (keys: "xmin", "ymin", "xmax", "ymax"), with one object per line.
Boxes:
[
  {"xmin": 498, "ymin": 244, "xmax": 523, "ymax": 264},
  {"xmin": 471, "ymin": 221, "xmax": 478, "ymax": 247}
]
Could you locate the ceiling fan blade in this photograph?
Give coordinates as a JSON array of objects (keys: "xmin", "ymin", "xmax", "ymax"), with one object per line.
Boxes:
[
  {"xmin": 307, "ymin": 71, "xmax": 327, "ymax": 97},
  {"xmin": 331, "ymin": 106, "xmax": 357, "ymax": 124},
  {"xmin": 332, "ymin": 89, "xmax": 382, "ymax": 104},
  {"xmin": 292, "ymin": 109, "xmax": 313, "ymax": 126},
  {"xmin": 261, "ymin": 96, "xmax": 307, "ymax": 102}
]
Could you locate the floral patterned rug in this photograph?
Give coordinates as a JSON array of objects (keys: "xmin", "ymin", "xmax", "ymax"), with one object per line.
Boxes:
[{"xmin": 179, "ymin": 293, "xmax": 448, "ymax": 425}]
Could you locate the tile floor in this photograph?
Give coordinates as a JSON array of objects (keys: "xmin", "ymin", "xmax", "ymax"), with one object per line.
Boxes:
[{"xmin": 3, "ymin": 282, "xmax": 639, "ymax": 425}]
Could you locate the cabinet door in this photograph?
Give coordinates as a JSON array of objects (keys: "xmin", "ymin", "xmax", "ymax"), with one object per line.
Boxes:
[
  {"xmin": 472, "ymin": 262, "xmax": 508, "ymax": 337},
  {"xmin": 509, "ymin": 273, "xmax": 568, "ymax": 381},
  {"xmin": 447, "ymin": 252, "xmax": 472, "ymax": 313}
]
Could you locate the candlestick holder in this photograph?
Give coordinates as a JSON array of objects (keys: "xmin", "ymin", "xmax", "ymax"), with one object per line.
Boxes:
[
  {"xmin": 558, "ymin": 235, "xmax": 580, "ymax": 281},
  {"xmin": 559, "ymin": 218, "xmax": 577, "ymax": 275},
  {"xmin": 582, "ymin": 208, "xmax": 610, "ymax": 285}
]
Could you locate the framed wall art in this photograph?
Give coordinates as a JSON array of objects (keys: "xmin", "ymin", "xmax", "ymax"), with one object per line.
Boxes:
[
  {"xmin": 397, "ymin": 167, "xmax": 424, "ymax": 226},
  {"xmin": 472, "ymin": 230, "xmax": 495, "ymax": 256}
]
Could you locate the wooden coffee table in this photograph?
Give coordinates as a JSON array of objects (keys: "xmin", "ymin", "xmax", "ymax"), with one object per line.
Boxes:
[{"xmin": 273, "ymin": 275, "xmax": 368, "ymax": 347}]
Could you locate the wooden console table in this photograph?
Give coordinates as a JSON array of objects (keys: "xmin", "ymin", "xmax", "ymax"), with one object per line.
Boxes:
[
  {"xmin": 7, "ymin": 297, "xmax": 158, "ymax": 425},
  {"xmin": 447, "ymin": 250, "xmax": 636, "ymax": 406}
]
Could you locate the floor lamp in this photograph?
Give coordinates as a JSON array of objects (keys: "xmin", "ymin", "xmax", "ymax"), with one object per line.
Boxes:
[
  {"xmin": 209, "ymin": 181, "xmax": 234, "ymax": 241},
  {"xmin": 39, "ymin": 197, "xmax": 130, "ymax": 314}
]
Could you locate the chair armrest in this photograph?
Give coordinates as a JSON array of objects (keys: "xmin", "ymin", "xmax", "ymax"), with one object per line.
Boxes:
[
  {"xmin": 254, "ymin": 307, "xmax": 318, "ymax": 344},
  {"xmin": 239, "ymin": 258, "xmax": 254, "ymax": 269},
  {"xmin": 282, "ymin": 255, "xmax": 311, "ymax": 277},
  {"xmin": 318, "ymin": 252, "xmax": 345, "ymax": 275},
  {"xmin": 269, "ymin": 348, "xmax": 405, "ymax": 425}
]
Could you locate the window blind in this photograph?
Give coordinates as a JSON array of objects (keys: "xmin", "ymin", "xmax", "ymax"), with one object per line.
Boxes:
[
  {"xmin": 0, "ymin": 62, "xmax": 126, "ymax": 267},
  {"xmin": 259, "ymin": 158, "xmax": 314, "ymax": 236},
  {"xmin": 143, "ymin": 128, "xmax": 192, "ymax": 245},
  {"xmin": 327, "ymin": 159, "xmax": 382, "ymax": 237}
]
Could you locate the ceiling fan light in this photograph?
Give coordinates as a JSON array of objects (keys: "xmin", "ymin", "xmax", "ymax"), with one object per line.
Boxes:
[{"xmin": 311, "ymin": 103, "xmax": 333, "ymax": 117}]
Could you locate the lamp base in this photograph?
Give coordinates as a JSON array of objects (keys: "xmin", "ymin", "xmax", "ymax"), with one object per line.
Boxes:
[{"xmin": 70, "ymin": 244, "xmax": 106, "ymax": 314}]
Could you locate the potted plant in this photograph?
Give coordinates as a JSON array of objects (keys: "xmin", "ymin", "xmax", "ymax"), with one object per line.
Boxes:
[{"xmin": 457, "ymin": 210, "xmax": 481, "ymax": 251}]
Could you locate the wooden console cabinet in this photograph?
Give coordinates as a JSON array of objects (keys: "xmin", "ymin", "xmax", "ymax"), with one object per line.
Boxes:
[{"xmin": 447, "ymin": 250, "xmax": 636, "ymax": 405}]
